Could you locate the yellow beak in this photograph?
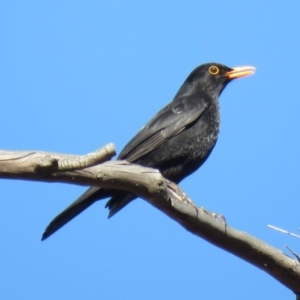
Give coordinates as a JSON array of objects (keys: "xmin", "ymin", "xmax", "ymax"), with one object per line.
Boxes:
[{"xmin": 225, "ymin": 66, "xmax": 256, "ymax": 79}]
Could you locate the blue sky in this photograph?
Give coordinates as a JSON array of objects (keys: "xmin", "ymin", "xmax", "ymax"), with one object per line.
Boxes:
[{"xmin": 1, "ymin": 1, "xmax": 299, "ymax": 299}]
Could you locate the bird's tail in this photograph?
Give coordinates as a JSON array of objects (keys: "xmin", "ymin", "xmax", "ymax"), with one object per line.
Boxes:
[
  {"xmin": 105, "ymin": 193, "xmax": 137, "ymax": 218},
  {"xmin": 41, "ymin": 187, "xmax": 113, "ymax": 241}
]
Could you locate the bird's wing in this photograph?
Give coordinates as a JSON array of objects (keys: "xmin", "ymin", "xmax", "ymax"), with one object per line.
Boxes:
[{"xmin": 118, "ymin": 94, "xmax": 208, "ymax": 162}]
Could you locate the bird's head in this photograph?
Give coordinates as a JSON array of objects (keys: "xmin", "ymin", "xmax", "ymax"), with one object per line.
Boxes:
[{"xmin": 176, "ymin": 63, "xmax": 255, "ymax": 100}]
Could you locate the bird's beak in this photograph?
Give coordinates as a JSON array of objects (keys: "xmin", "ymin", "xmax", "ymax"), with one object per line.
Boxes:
[{"xmin": 225, "ymin": 66, "xmax": 256, "ymax": 79}]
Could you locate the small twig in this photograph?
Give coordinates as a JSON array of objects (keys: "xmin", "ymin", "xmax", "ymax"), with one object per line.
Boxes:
[
  {"xmin": 58, "ymin": 143, "xmax": 116, "ymax": 170},
  {"xmin": 268, "ymin": 225, "xmax": 300, "ymax": 239},
  {"xmin": 285, "ymin": 246, "xmax": 300, "ymax": 263}
]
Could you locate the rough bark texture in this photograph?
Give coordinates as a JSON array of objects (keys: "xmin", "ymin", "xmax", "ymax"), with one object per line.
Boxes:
[{"xmin": 0, "ymin": 145, "xmax": 299, "ymax": 295}]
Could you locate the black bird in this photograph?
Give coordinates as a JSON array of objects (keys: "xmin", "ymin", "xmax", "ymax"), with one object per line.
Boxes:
[{"xmin": 42, "ymin": 63, "xmax": 255, "ymax": 240}]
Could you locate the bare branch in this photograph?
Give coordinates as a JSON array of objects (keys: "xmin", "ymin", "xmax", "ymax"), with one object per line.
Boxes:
[
  {"xmin": 0, "ymin": 146, "xmax": 300, "ymax": 295},
  {"xmin": 0, "ymin": 144, "xmax": 116, "ymax": 179}
]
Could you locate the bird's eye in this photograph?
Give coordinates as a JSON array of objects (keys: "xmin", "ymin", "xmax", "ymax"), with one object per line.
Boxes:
[{"xmin": 208, "ymin": 66, "xmax": 219, "ymax": 75}]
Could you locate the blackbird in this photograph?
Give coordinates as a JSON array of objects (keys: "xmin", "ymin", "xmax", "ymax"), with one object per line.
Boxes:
[{"xmin": 42, "ymin": 63, "xmax": 255, "ymax": 240}]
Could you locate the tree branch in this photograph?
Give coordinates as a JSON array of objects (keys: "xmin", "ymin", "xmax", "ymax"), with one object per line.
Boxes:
[{"xmin": 0, "ymin": 146, "xmax": 299, "ymax": 295}]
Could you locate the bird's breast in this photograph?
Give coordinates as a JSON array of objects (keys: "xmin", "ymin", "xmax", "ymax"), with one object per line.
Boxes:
[{"xmin": 185, "ymin": 100, "xmax": 220, "ymax": 159}]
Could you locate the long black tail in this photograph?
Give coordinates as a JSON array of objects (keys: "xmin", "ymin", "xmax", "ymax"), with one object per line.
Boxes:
[{"xmin": 42, "ymin": 187, "xmax": 114, "ymax": 241}]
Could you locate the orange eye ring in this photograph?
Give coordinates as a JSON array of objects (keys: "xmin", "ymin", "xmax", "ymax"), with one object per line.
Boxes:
[{"xmin": 208, "ymin": 66, "xmax": 219, "ymax": 75}]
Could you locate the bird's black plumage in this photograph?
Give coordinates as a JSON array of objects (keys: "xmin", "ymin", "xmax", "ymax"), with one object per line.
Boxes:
[{"xmin": 42, "ymin": 63, "xmax": 255, "ymax": 240}]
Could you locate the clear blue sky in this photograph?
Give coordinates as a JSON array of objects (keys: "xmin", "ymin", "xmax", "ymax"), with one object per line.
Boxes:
[{"xmin": 1, "ymin": 2, "xmax": 299, "ymax": 299}]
